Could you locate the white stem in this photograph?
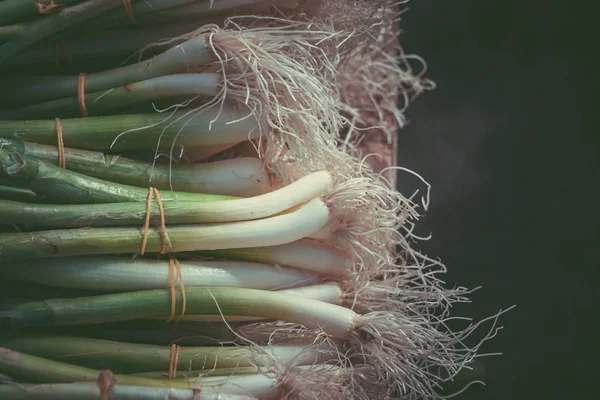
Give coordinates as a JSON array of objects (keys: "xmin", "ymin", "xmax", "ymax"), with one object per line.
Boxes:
[
  {"xmin": 198, "ymin": 366, "xmax": 341, "ymax": 400},
  {"xmin": 170, "ymin": 283, "xmax": 344, "ymax": 322},
  {"xmin": 202, "ymin": 374, "xmax": 280, "ymax": 399},
  {"xmin": 3, "ymin": 257, "xmax": 321, "ymax": 291},
  {"xmin": 202, "ymin": 239, "xmax": 351, "ymax": 276},
  {"xmin": 128, "ymin": 72, "xmax": 220, "ymax": 97},
  {"xmin": 184, "ymin": 142, "xmax": 243, "ymax": 163},
  {"xmin": 281, "ymin": 282, "xmax": 344, "ymax": 305},
  {"xmin": 0, "ymin": 382, "xmax": 255, "ymax": 400},
  {"xmin": 191, "ymin": 171, "xmax": 331, "ymax": 222},
  {"xmin": 167, "ymin": 157, "xmax": 271, "ymax": 197},
  {"xmin": 264, "ymin": 240, "xmax": 351, "ymax": 276},
  {"xmin": 307, "ymin": 226, "xmax": 331, "ymax": 241},
  {"xmin": 183, "ymin": 197, "xmax": 331, "ymax": 249}
]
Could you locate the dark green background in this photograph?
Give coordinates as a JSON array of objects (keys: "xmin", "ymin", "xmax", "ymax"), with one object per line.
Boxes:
[{"xmin": 397, "ymin": 1, "xmax": 596, "ymax": 398}]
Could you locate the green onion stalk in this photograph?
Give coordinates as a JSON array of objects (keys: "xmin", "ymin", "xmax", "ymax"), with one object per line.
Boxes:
[
  {"xmin": 0, "ymin": 198, "xmax": 332, "ymax": 260},
  {"xmin": 0, "ymin": 0, "xmax": 84, "ymax": 26},
  {"xmin": 0, "ymin": 335, "xmax": 336, "ymax": 373},
  {"xmin": 87, "ymin": 0, "xmax": 279, "ymax": 29},
  {"xmin": 0, "ymin": 285, "xmax": 475, "ymax": 399},
  {"xmin": 2, "ymin": 73, "xmax": 226, "ymax": 119},
  {"xmin": 0, "ymin": 26, "xmax": 225, "ymax": 105},
  {"xmin": 21, "ymin": 319, "xmax": 245, "ymax": 346},
  {"xmin": 1, "ymin": 22, "xmax": 342, "ymax": 169},
  {"xmin": 0, "ymin": 347, "xmax": 344, "ymax": 399},
  {"xmin": 0, "ymin": 256, "xmax": 323, "ymax": 291},
  {"xmin": 0, "ymin": 148, "xmax": 242, "ymax": 203},
  {"xmin": 132, "ymin": 367, "xmax": 260, "ymax": 378},
  {"xmin": 0, "ymin": 106, "xmax": 260, "ymax": 153},
  {"xmin": 0, "ymin": 0, "xmax": 134, "ymax": 63},
  {"xmin": 0, "ymin": 382, "xmax": 256, "ymax": 400},
  {"xmin": 0, "ymin": 183, "xmax": 40, "ymax": 202},
  {"xmin": 0, "ymin": 279, "xmax": 106, "ymax": 303},
  {"xmin": 3, "ymin": 238, "xmax": 352, "ymax": 277},
  {"xmin": 2, "ymin": 18, "xmax": 222, "ymax": 69},
  {"xmin": 0, "ymin": 383, "xmax": 255, "ymax": 400},
  {"xmin": 0, "ymin": 171, "xmax": 330, "ymax": 228},
  {"xmin": 0, "ymin": 138, "xmax": 271, "ymax": 196},
  {"xmin": 0, "ymin": 348, "xmax": 195, "ymax": 387}
]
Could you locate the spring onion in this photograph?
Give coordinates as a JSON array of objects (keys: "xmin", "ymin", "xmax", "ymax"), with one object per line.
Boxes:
[
  {"xmin": 0, "ymin": 148, "xmax": 234, "ymax": 203},
  {"xmin": 0, "ymin": 335, "xmax": 334, "ymax": 373},
  {"xmin": 0, "ymin": 198, "xmax": 331, "ymax": 260},
  {"xmin": 0, "ymin": 138, "xmax": 270, "ymax": 196},
  {"xmin": 0, "ymin": 106, "xmax": 259, "ymax": 152},
  {"xmin": 0, "ymin": 256, "xmax": 322, "ymax": 291}
]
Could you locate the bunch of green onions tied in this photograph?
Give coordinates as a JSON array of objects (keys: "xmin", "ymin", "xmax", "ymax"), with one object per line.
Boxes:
[{"xmin": 0, "ymin": 0, "xmax": 505, "ymax": 399}]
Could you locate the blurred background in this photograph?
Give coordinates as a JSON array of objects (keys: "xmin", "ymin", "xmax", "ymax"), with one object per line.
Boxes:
[{"xmin": 396, "ymin": 1, "xmax": 596, "ymax": 399}]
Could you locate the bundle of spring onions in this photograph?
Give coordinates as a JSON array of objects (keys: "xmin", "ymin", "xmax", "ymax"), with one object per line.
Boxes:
[{"xmin": 0, "ymin": 1, "xmax": 508, "ymax": 399}]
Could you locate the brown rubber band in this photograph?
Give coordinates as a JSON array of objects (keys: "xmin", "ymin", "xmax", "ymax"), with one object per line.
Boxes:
[
  {"xmin": 98, "ymin": 370, "xmax": 116, "ymax": 400},
  {"xmin": 153, "ymin": 188, "xmax": 170, "ymax": 254},
  {"xmin": 174, "ymin": 258, "xmax": 186, "ymax": 321},
  {"xmin": 78, "ymin": 73, "xmax": 88, "ymax": 117},
  {"xmin": 167, "ymin": 258, "xmax": 176, "ymax": 322},
  {"xmin": 139, "ymin": 187, "xmax": 154, "ymax": 256},
  {"xmin": 168, "ymin": 344, "xmax": 180, "ymax": 379},
  {"xmin": 167, "ymin": 258, "xmax": 186, "ymax": 322},
  {"xmin": 54, "ymin": 118, "xmax": 66, "ymax": 168},
  {"xmin": 122, "ymin": 0, "xmax": 136, "ymax": 23},
  {"xmin": 139, "ymin": 188, "xmax": 169, "ymax": 256}
]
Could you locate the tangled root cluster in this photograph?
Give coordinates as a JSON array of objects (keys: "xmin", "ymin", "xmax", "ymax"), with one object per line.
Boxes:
[{"xmin": 150, "ymin": 3, "xmax": 507, "ymax": 399}]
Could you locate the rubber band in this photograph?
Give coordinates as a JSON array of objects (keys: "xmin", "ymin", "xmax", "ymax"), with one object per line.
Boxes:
[
  {"xmin": 78, "ymin": 73, "xmax": 89, "ymax": 117},
  {"xmin": 167, "ymin": 258, "xmax": 186, "ymax": 322},
  {"xmin": 123, "ymin": 0, "xmax": 136, "ymax": 23},
  {"xmin": 139, "ymin": 187, "xmax": 154, "ymax": 256},
  {"xmin": 174, "ymin": 258, "xmax": 186, "ymax": 322},
  {"xmin": 139, "ymin": 187, "xmax": 170, "ymax": 256},
  {"xmin": 54, "ymin": 118, "xmax": 66, "ymax": 168},
  {"xmin": 168, "ymin": 344, "xmax": 180, "ymax": 379},
  {"xmin": 153, "ymin": 188, "xmax": 171, "ymax": 254},
  {"xmin": 167, "ymin": 258, "xmax": 176, "ymax": 322},
  {"xmin": 98, "ymin": 370, "xmax": 115, "ymax": 400}
]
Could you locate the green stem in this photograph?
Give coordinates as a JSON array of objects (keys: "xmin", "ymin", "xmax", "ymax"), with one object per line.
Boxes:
[
  {"xmin": 0, "ymin": 170, "xmax": 328, "ymax": 228},
  {"xmin": 18, "ymin": 319, "xmax": 244, "ymax": 346},
  {"xmin": 0, "ymin": 0, "xmax": 83, "ymax": 26},
  {"xmin": 0, "ymin": 198, "xmax": 330, "ymax": 260},
  {"xmin": 1, "ymin": 139, "xmax": 270, "ymax": 196},
  {"xmin": 0, "ymin": 149, "xmax": 232, "ymax": 203},
  {"xmin": 132, "ymin": 367, "xmax": 259, "ymax": 378},
  {"xmin": 0, "ymin": 23, "xmax": 26, "ymax": 42},
  {"xmin": 0, "ymin": 347, "xmax": 200, "ymax": 387},
  {"xmin": 0, "ymin": 0, "xmax": 126, "ymax": 64},
  {"xmin": 0, "ymin": 107, "xmax": 259, "ymax": 152},
  {"xmin": 0, "ymin": 184, "xmax": 40, "ymax": 202},
  {"xmin": 2, "ymin": 32, "xmax": 213, "ymax": 104},
  {"xmin": 3, "ymin": 73, "xmax": 221, "ymax": 119},
  {"xmin": 0, "ymin": 335, "xmax": 319, "ymax": 373},
  {"xmin": 4, "ymin": 19, "xmax": 212, "ymax": 67},
  {"xmin": 0, "ymin": 287, "xmax": 350, "ymax": 332},
  {"xmin": 90, "ymin": 0, "xmax": 270, "ymax": 28}
]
